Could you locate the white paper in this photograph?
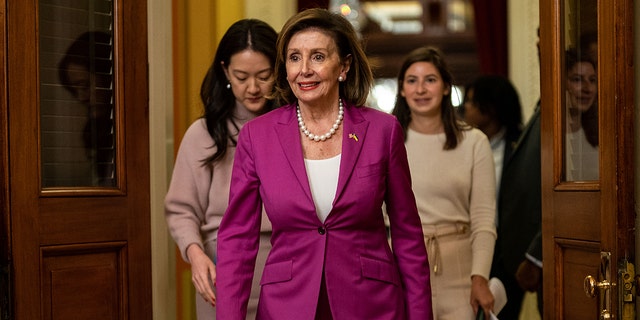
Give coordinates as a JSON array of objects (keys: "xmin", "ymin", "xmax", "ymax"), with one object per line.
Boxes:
[{"xmin": 489, "ymin": 277, "xmax": 508, "ymax": 318}]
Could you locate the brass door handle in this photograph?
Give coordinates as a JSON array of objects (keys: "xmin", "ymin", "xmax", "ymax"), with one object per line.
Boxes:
[
  {"xmin": 584, "ymin": 275, "xmax": 613, "ymax": 298},
  {"xmin": 584, "ymin": 275, "xmax": 614, "ymax": 319},
  {"xmin": 584, "ymin": 252, "xmax": 616, "ymax": 319}
]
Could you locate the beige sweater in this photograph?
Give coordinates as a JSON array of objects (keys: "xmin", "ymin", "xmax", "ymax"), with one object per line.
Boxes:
[
  {"xmin": 406, "ymin": 127, "xmax": 497, "ymax": 278},
  {"xmin": 165, "ymin": 104, "xmax": 270, "ymax": 262}
]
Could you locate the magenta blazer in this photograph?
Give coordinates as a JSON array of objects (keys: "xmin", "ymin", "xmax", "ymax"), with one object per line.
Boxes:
[{"xmin": 216, "ymin": 101, "xmax": 432, "ymax": 320}]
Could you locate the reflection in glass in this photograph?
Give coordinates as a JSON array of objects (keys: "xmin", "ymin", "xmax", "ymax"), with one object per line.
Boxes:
[
  {"xmin": 564, "ymin": 48, "xmax": 598, "ymax": 180},
  {"xmin": 39, "ymin": 1, "xmax": 115, "ymax": 187},
  {"xmin": 563, "ymin": 0, "xmax": 598, "ymax": 181},
  {"xmin": 57, "ymin": 32, "xmax": 116, "ymax": 186}
]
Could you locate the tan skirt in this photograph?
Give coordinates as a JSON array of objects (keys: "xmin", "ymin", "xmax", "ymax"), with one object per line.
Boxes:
[{"xmin": 423, "ymin": 223, "xmax": 475, "ymax": 320}]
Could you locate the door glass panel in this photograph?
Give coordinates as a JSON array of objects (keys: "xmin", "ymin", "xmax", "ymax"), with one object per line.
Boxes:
[
  {"xmin": 39, "ymin": 0, "xmax": 116, "ymax": 187},
  {"xmin": 562, "ymin": 0, "xmax": 598, "ymax": 181}
]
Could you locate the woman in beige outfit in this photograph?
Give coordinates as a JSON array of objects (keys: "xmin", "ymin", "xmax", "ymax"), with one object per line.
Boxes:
[{"xmin": 392, "ymin": 47, "xmax": 497, "ymax": 319}]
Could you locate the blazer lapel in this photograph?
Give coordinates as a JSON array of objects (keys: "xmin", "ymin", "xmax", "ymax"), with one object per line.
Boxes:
[
  {"xmin": 275, "ymin": 104, "xmax": 314, "ymax": 203},
  {"xmin": 274, "ymin": 102, "xmax": 370, "ymax": 210},
  {"xmin": 334, "ymin": 103, "xmax": 368, "ymax": 204}
]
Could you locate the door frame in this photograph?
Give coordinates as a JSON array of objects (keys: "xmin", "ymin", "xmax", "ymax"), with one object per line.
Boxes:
[
  {"xmin": 0, "ymin": 0, "xmax": 10, "ymax": 318},
  {"xmin": 539, "ymin": 0, "xmax": 636, "ymax": 318}
]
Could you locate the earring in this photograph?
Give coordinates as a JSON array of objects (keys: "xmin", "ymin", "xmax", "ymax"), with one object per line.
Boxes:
[
  {"xmin": 226, "ymin": 83, "xmax": 231, "ymax": 89},
  {"xmin": 338, "ymin": 76, "xmax": 344, "ymax": 82}
]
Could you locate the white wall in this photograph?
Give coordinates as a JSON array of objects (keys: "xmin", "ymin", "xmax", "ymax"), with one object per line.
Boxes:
[
  {"xmin": 148, "ymin": 1, "xmax": 175, "ymax": 319},
  {"xmin": 245, "ymin": 0, "xmax": 296, "ymax": 31},
  {"xmin": 508, "ymin": 0, "xmax": 540, "ymax": 123}
]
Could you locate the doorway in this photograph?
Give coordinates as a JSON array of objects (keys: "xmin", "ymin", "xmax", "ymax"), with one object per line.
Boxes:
[{"xmin": 540, "ymin": 0, "xmax": 636, "ymax": 318}]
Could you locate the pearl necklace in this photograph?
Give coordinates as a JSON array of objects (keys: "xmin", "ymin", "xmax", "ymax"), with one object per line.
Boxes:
[{"xmin": 297, "ymin": 99, "xmax": 344, "ymax": 142}]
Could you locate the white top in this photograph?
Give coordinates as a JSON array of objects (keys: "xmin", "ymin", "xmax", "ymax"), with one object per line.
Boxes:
[
  {"xmin": 304, "ymin": 154, "xmax": 341, "ymax": 222},
  {"xmin": 565, "ymin": 127, "xmax": 599, "ymax": 181},
  {"xmin": 405, "ymin": 128, "xmax": 497, "ymax": 278},
  {"xmin": 489, "ymin": 127, "xmax": 506, "ymax": 199}
]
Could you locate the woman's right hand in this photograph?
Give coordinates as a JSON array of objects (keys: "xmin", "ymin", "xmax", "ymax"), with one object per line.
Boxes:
[
  {"xmin": 470, "ymin": 275, "xmax": 494, "ymax": 320},
  {"xmin": 186, "ymin": 244, "xmax": 217, "ymax": 306}
]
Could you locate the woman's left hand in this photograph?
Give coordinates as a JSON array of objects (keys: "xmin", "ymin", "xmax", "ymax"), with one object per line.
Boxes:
[{"xmin": 470, "ymin": 275, "xmax": 494, "ymax": 320}]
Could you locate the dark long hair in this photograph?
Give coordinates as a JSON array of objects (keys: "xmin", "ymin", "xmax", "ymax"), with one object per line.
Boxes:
[
  {"xmin": 464, "ymin": 75, "xmax": 523, "ymax": 140},
  {"xmin": 200, "ymin": 19, "xmax": 278, "ymax": 165},
  {"xmin": 58, "ymin": 31, "xmax": 113, "ymax": 97},
  {"xmin": 392, "ymin": 46, "xmax": 466, "ymax": 150},
  {"xmin": 273, "ymin": 8, "xmax": 373, "ymax": 106}
]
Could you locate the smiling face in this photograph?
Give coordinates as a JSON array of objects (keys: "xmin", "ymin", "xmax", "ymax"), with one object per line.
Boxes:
[
  {"xmin": 566, "ymin": 61, "xmax": 597, "ymax": 113},
  {"xmin": 223, "ymin": 49, "xmax": 274, "ymax": 114},
  {"xmin": 400, "ymin": 61, "xmax": 450, "ymax": 119},
  {"xmin": 285, "ymin": 28, "xmax": 350, "ymax": 108}
]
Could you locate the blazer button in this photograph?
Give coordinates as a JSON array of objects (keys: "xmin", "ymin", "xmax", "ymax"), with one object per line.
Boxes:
[{"xmin": 317, "ymin": 227, "xmax": 326, "ymax": 235}]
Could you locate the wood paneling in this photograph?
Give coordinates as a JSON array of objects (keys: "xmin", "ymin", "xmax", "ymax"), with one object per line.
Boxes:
[{"xmin": 41, "ymin": 243, "xmax": 126, "ymax": 320}]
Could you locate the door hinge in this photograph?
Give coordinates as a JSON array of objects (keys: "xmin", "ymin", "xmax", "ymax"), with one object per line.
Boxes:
[{"xmin": 620, "ymin": 258, "xmax": 635, "ymax": 320}]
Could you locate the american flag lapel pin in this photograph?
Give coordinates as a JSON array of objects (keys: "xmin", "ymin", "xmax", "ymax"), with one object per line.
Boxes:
[{"xmin": 349, "ymin": 133, "xmax": 359, "ymax": 142}]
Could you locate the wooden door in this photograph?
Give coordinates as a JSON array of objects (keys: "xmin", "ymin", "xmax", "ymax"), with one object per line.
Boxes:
[
  {"xmin": 540, "ymin": 0, "xmax": 635, "ymax": 318},
  {"xmin": 2, "ymin": 1, "xmax": 151, "ymax": 319}
]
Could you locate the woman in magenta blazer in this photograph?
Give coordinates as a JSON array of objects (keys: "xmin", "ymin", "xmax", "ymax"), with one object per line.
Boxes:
[{"xmin": 215, "ymin": 8, "xmax": 432, "ymax": 319}]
